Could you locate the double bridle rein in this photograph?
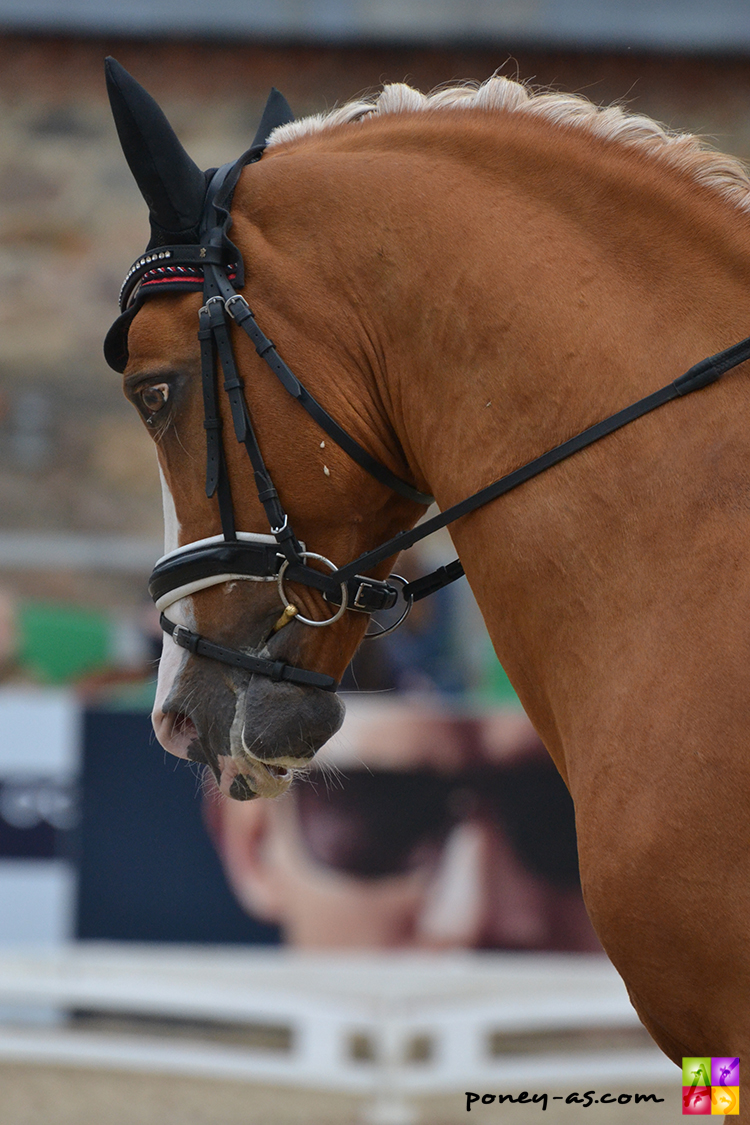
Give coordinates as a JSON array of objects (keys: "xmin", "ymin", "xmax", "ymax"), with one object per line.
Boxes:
[{"xmin": 109, "ymin": 141, "xmax": 750, "ymax": 694}]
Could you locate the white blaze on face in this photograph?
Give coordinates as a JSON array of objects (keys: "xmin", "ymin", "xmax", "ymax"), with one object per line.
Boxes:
[
  {"xmin": 160, "ymin": 463, "xmax": 179, "ymax": 553},
  {"xmin": 157, "ymin": 464, "xmax": 192, "ymax": 625},
  {"xmin": 153, "ymin": 464, "xmax": 194, "ymax": 748}
]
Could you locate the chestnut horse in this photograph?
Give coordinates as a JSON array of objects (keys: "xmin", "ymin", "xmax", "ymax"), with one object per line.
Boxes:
[{"xmin": 106, "ymin": 62, "xmax": 750, "ymax": 1101}]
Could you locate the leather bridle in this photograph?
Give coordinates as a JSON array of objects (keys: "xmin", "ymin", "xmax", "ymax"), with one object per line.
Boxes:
[{"xmin": 107, "ymin": 139, "xmax": 750, "ymax": 694}]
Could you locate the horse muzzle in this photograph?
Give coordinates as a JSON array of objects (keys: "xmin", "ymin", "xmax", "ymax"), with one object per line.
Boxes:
[{"xmin": 157, "ymin": 646, "xmax": 344, "ymax": 801}]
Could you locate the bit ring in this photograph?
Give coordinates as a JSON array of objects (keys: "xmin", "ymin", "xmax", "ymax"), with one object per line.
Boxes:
[{"xmin": 277, "ymin": 552, "xmax": 348, "ymax": 627}]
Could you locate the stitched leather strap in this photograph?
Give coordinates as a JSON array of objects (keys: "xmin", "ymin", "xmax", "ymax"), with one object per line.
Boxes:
[{"xmin": 161, "ymin": 614, "xmax": 338, "ymax": 690}]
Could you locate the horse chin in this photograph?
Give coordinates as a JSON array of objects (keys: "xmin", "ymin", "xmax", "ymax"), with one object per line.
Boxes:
[{"xmin": 216, "ymin": 753, "xmax": 295, "ymax": 802}]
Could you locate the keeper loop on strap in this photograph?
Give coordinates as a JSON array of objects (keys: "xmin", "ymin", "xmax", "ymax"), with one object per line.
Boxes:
[
  {"xmin": 275, "ymin": 529, "xmax": 304, "ymax": 567},
  {"xmin": 404, "ymin": 560, "xmax": 466, "ymax": 603},
  {"xmin": 223, "ymin": 372, "xmax": 244, "ymax": 393},
  {"xmin": 173, "ymin": 623, "xmax": 200, "ymax": 654}
]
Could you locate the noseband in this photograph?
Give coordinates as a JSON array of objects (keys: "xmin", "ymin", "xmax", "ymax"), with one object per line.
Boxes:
[{"xmin": 109, "ymin": 144, "xmax": 750, "ymax": 693}]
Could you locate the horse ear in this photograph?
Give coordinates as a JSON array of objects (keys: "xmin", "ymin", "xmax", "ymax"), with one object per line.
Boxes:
[
  {"xmin": 105, "ymin": 57, "xmax": 207, "ymax": 241},
  {"xmin": 252, "ymin": 88, "xmax": 295, "ymax": 149}
]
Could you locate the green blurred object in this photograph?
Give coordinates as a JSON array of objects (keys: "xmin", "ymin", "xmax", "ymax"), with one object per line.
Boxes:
[
  {"xmin": 18, "ymin": 601, "xmax": 110, "ymax": 683},
  {"xmin": 481, "ymin": 642, "xmax": 521, "ymax": 706},
  {"xmin": 100, "ymin": 680, "xmax": 157, "ymax": 711}
]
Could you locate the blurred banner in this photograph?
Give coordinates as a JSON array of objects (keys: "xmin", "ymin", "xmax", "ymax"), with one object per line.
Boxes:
[
  {"xmin": 0, "ymin": 689, "xmax": 78, "ymax": 945},
  {"xmin": 77, "ymin": 707, "xmax": 279, "ymax": 944},
  {"xmin": 0, "ymin": 689, "xmax": 598, "ymax": 953}
]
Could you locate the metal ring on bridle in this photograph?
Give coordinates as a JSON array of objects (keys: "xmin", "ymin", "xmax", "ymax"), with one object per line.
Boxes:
[
  {"xmin": 277, "ymin": 552, "xmax": 348, "ymax": 627},
  {"xmin": 364, "ymin": 574, "xmax": 412, "ymax": 638}
]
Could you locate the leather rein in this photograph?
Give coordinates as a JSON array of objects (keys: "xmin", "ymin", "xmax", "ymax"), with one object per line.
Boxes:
[{"xmin": 114, "ymin": 147, "xmax": 750, "ymax": 694}]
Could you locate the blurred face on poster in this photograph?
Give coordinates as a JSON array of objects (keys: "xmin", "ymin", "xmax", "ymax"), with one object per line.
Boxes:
[{"xmin": 210, "ymin": 701, "xmax": 601, "ymax": 951}]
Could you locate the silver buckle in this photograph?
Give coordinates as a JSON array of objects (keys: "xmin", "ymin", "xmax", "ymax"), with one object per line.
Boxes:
[
  {"xmin": 172, "ymin": 624, "xmax": 191, "ymax": 648},
  {"xmin": 225, "ymin": 294, "xmax": 248, "ymax": 320},
  {"xmin": 353, "ymin": 582, "xmax": 373, "ymax": 611}
]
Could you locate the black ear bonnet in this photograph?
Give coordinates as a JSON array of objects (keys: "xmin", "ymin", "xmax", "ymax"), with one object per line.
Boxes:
[{"xmin": 103, "ymin": 58, "xmax": 294, "ymax": 373}]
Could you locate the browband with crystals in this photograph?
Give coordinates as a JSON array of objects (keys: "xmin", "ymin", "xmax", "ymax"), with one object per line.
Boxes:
[{"xmin": 119, "ymin": 244, "xmax": 236, "ymax": 311}]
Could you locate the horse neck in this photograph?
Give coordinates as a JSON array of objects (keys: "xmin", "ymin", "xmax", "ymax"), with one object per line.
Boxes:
[
  {"xmin": 259, "ymin": 111, "xmax": 750, "ymax": 493},
  {"xmin": 367, "ymin": 116, "xmax": 750, "ymax": 774},
  {"xmin": 250, "ymin": 117, "xmax": 750, "ymax": 758}
]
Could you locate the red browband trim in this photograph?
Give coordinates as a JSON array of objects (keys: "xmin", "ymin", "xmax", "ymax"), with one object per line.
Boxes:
[{"xmin": 138, "ymin": 267, "xmax": 238, "ymax": 290}]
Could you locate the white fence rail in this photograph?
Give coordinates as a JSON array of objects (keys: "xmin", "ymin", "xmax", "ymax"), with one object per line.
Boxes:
[{"xmin": 0, "ymin": 946, "xmax": 677, "ymax": 1098}]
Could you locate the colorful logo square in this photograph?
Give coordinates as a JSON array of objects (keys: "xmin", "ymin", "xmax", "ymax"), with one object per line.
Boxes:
[
  {"xmin": 683, "ymin": 1059, "xmax": 713, "ymax": 1088},
  {"xmin": 683, "ymin": 1058, "xmax": 741, "ymax": 1115},
  {"xmin": 712, "ymin": 1086, "xmax": 739, "ymax": 1115},
  {"xmin": 712, "ymin": 1058, "xmax": 740, "ymax": 1086},
  {"xmin": 683, "ymin": 1087, "xmax": 711, "ymax": 1114}
]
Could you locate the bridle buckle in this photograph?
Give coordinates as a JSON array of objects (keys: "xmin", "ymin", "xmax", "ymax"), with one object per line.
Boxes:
[
  {"xmin": 172, "ymin": 623, "xmax": 198, "ymax": 653},
  {"xmin": 225, "ymin": 294, "xmax": 248, "ymax": 320}
]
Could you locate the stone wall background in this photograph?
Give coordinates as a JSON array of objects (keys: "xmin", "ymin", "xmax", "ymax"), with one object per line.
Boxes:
[{"xmin": 1, "ymin": 35, "xmax": 749, "ymax": 604}]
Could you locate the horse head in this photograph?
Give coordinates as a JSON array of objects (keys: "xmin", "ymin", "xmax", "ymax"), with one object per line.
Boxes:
[{"xmin": 104, "ymin": 59, "xmax": 428, "ymax": 800}]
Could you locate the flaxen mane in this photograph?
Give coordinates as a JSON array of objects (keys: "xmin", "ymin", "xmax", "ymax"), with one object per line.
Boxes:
[{"xmin": 267, "ymin": 74, "xmax": 750, "ymax": 214}]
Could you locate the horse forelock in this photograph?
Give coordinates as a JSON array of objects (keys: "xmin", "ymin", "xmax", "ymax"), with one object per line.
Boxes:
[{"xmin": 266, "ymin": 75, "xmax": 750, "ymax": 216}]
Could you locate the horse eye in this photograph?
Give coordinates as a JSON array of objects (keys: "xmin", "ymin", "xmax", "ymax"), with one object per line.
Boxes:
[{"xmin": 139, "ymin": 383, "xmax": 170, "ymax": 416}]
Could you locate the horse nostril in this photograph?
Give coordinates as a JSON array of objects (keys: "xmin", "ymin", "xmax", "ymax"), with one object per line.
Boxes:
[
  {"xmin": 186, "ymin": 743, "xmax": 208, "ymax": 764},
  {"xmin": 153, "ymin": 708, "xmax": 201, "ymax": 760},
  {"xmin": 173, "ymin": 711, "xmax": 195, "ymax": 737},
  {"xmin": 266, "ymin": 765, "xmax": 291, "ymax": 781}
]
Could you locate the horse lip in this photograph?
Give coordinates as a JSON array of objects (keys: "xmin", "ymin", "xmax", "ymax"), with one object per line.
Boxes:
[
  {"xmin": 219, "ymin": 753, "xmax": 293, "ymax": 800},
  {"xmin": 239, "ymin": 722, "xmax": 316, "ymax": 771}
]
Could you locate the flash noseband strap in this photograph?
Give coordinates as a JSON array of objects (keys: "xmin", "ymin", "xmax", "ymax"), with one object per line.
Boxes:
[{"xmin": 160, "ymin": 613, "xmax": 338, "ymax": 691}]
